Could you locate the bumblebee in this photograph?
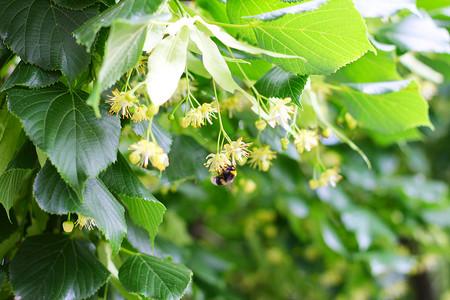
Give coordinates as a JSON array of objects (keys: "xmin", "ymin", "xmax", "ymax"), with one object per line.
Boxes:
[{"xmin": 211, "ymin": 165, "xmax": 237, "ymax": 186}]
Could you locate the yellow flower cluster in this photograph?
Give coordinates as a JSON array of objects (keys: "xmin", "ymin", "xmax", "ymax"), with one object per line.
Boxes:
[
  {"xmin": 75, "ymin": 215, "xmax": 96, "ymax": 230},
  {"xmin": 248, "ymin": 146, "xmax": 277, "ymax": 171},
  {"xmin": 129, "ymin": 139, "xmax": 169, "ymax": 171},
  {"xmin": 181, "ymin": 102, "xmax": 218, "ymax": 128},
  {"xmin": 106, "ymin": 89, "xmax": 157, "ymax": 122},
  {"xmin": 204, "ymin": 137, "xmax": 251, "ymax": 172},
  {"xmin": 293, "ymin": 129, "xmax": 319, "ymax": 154},
  {"xmin": 309, "ymin": 167, "xmax": 343, "ymax": 189}
]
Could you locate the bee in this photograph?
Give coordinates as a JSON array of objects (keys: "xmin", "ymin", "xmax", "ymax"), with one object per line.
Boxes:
[{"xmin": 211, "ymin": 165, "xmax": 237, "ymax": 186}]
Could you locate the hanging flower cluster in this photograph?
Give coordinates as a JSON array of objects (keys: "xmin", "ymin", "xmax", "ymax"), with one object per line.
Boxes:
[
  {"xmin": 248, "ymin": 146, "xmax": 277, "ymax": 172},
  {"xmin": 181, "ymin": 102, "xmax": 218, "ymax": 128},
  {"xmin": 309, "ymin": 167, "xmax": 343, "ymax": 189},
  {"xmin": 129, "ymin": 139, "xmax": 169, "ymax": 171},
  {"xmin": 205, "ymin": 137, "xmax": 252, "ymax": 173}
]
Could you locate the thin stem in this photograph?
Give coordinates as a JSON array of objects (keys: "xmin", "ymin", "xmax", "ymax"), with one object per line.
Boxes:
[
  {"xmin": 213, "ymin": 80, "xmax": 231, "ymax": 143},
  {"xmin": 120, "ymin": 247, "xmax": 138, "ymax": 255},
  {"xmin": 174, "ymin": 0, "xmax": 187, "ymax": 17}
]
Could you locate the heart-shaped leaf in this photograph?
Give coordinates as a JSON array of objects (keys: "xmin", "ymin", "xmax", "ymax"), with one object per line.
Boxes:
[
  {"xmin": 10, "ymin": 234, "xmax": 110, "ymax": 300},
  {"xmin": 7, "ymin": 85, "xmax": 120, "ymax": 194}
]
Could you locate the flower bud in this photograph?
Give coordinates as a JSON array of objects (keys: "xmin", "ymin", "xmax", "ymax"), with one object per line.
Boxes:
[
  {"xmin": 63, "ymin": 220, "xmax": 74, "ymax": 233},
  {"xmin": 129, "ymin": 152, "xmax": 140, "ymax": 165},
  {"xmin": 281, "ymin": 138, "xmax": 289, "ymax": 150},
  {"xmin": 322, "ymin": 128, "xmax": 332, "ymax": 138},
  {"xmin": 147, "ymin": 104, "xmax": 160, "ymax": 117},
  {"xmin": 255, "ymin": 120, "xmax": 267, "ymax": 131}
]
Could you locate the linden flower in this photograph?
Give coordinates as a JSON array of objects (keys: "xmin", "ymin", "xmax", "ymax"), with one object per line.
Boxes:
[
  {"xmin": 75, "ymin": 215, "xmax": 96, "ymax": 230},
  {"xmin": 204, "ymin": 153, "xmax": 231, "ymax": 172},
  {"xmin": 267, "ymin": 97, "xmax": 294, "ymax": 127},
  {"xmin": 129, "ymin": 139, "xmax": 169, "ymax": 171},
  {"xmin": 199, "ymin": 102, "xmax": 218, "ymax": 125},
  {"xmin": 131, "ymin": 105, "xmax": 149, "ymax": 123},
  {"xmin": 221, "ymin": 95, "xmax": 246, "ymax": 118},
  {"xmin": 310, "ymin": 167, "xmax": 343, "ymax": 189},
  {"xmin": 293, "ymin": 129, "xmax": 319, "ymax": 154},
  {"xmin": 106, "ymin": 89, "xmax": 139, "ymax": 118},
  {"xmin": 223, "ymin": 137, "xmax": 252, "ymax": 165},
  {"xmin": 169, "ymin": 77, "xmax": 197, "ymax": 105},
  {"xmin": 248, "ymin": 146, "xmax": 277, "ymax": 171},
  {"xmin": 182, "ymin": 107, "xmax": 203, "ymax": 128}
]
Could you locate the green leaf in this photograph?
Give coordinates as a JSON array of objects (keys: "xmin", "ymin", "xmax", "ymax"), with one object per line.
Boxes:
[
  {"xmin": 119, "ymin": 254, "xmax": 192, "ymax": 300},
  {"xmin": 335, "ymin": 81, "xmax": 433, "ymax": 133},
  {"xmin": 0, "ymin": 62, "xmax": 60, "ymax": 91},
  {"xmin": 100, "ymin": 153, "xmax": 166, "ymax": 248},
  {"xmin": 146, "ymin": 26, "xmax": 190, "ymax": 106},
  {"xmin": 0, "ymin": 207, "xmax": 18, "ymax": 243},
  {"xmin": 7, "ymin": 85, "xmax": 120, "ymax": 194},
  {"xmin": 52, "ymin": 0, "xmax": 97, "ymax": 10},
  {"xmin": 353, "ymin": 0, "xmax": 420, "ymax": 18},
  {"xmin": 227, "ymin": 0, "xmax": 375, "ymax": 75},
  {"xmin": 88, "ymin": 20, "xmax": 148, "ymax": 116},
  {"xmin": 376, "ymin": 14, "xmax": 450, "ymax": 53},
  {"xmin": 254, "ymin": 66, "xmax": 308, "ymax": 108},
  {"xmin": 369, "ymin": 127, "xmax": 422, "ymax": 146},
  {"xmin": 0, "ymin": 140, "xmax": 38, "ymax": 219},
  {"xmin": 74, "ymin": 0, "xmax": 165, "ymax": 50},
  {"xmin": 165, "ymin": 135, "xmax": 209, "ymax": 182},
  {"xmin": 0, "ymin": 0, "xmax": 97, "ymax": 83},
  {"xmin": 9, "ymin": 234, "xmax": 110, "ymax": 300},
  {"xmin": 0, "ymin": 109, "xmax": 24, "ymax": 176},
  {"xmin": 34, "ymin": 161, "xmax": 127, "ymax": 255},
  {"xmin": 328, "ymin": 50, "xmax": 402, "ymax": 83}
]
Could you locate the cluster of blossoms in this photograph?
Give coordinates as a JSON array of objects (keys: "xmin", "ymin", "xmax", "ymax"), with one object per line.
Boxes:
[
  {"xmin": 267, "ymin": 97, "xmax": 295, "ymax": 127},
  {"xmin": 181, "ymin": 102, "xmax": 218, "ymax": 128},
  {"xmin": 248, "ymin": 146, "xmax": 277, "ymax": 172},
  {"xmin": 205, "ymin": 137, "xmax": 252, "ymax": 172},
  {"xmin": 309, "ymin": 167, "xmax": 343, "ymax": 189},
  {"xmin": 293, "ymin": 129, "xmax": 320, "ymax": 154},
  {"xmin": 129, "ymin": 139, "xmax": 169, "ymax": 171},
  {"xmin": 106, "ymin": 89, "xmax": 158, "ymax": 123}
]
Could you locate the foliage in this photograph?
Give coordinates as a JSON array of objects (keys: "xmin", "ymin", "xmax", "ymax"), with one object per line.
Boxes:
[{"xmin": 0, "ymin": 0, "xmax": 449, "ymax": 299}]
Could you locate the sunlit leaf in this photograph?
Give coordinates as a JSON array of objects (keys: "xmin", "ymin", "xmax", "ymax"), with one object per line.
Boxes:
[{"xmin": 227, "ymin": 0, "xmax": 375, "ymax": 75}]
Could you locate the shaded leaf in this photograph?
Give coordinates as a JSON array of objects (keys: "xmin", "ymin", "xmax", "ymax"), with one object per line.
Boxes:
[
  {"xmin": 0, "ymin": 0, "xmax": 97, "ymax": 83},
  {"xmin": 119, "ymin": 254, "xmax": 192, "ymax": 300},
  {"xmin": 8, "ymin": 85, "xmax": 120, "ymax": 194},
  {"xmin": 165, "ymin": 135, "xmax": 209, "ymax": 182},
  {"xmin": 88, "ymin": 20, "xmax": 148, "ymax": 116},
  {"xmin": 335, "ymin": 81, "xmax": 433, "ymax": 133},
  {"xmin": 376, "ymin": 13, "xmax": 450, "ymax": 53},
  {"xmin": 100, "ymin": 153, "xmax": 166, "ymax": 247},
  {"xmin": 329, "ymin": 51, "xmax": 402, "ymax": 83},
  {"xmin": 0, "ymin": 109, "xmax": 24, "ymax": 176},
  {"xmin": 227, "ymin": 0, "xmax": 374, "ymax": 75},
  {"xmin": 74, "ymin": 0, "xmax": 165, "ymax": 50},
  {"xmin": 34, "ymin": 161, "xmax": 126, "ymax": 255},
  {"xmin": 10, "ymin": 234, "xmax": 110, "ymax": 300},
  {"xmin": 0, "ymin": 62, "xmax": 60, "ymax": 91},
  {"xmin": 0, "ymin": 207, "xmax": 18, "ymax": 243},
  {"xmin": 254, "ymin": 66, "xmax": 308, "ymax": 107}
]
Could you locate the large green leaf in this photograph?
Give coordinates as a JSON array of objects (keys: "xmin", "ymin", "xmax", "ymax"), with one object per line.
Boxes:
[
  {"xmin": 227, "ymin": 0, "xmax": 374, "ymax": 75},
  {"xmin": 254, "ymin": 66, "xmax": 308, "ymax": 108},
  {"xmin": 119, "ymin": 254, "xmax": 192, "ymax": 300},
  {"xmin": 0, "ymin": 62, "xmax": 60, "ymax": 91},
  {"xmin": 7, "ymin": 85, "xmax": 120, "ymax": 194},
  {"xmin": 100, "ymin": 153, "xmax": 166, "ymax": 247},
  {"xmin": 0, "ymin": 109, "xmax": 24, "ymax": 176},
  {"xmin": 88, "ymin": 20, "xmax": 148, "ymax": 116},
  {"xmin": 74, "ymin": 0, "xmax": 165, "ymax": 50},
  {"xmin": 335, "ymin": 81, "xmax": 433, "ymax": 134},
  {"xmin": 165, "ymin": 135, "xmax": 209, "ymax": 182},
  {"xmin": 52, "ymin": 0, "xmax": 97, "ymax": 10},
  {"xmin": 376, "ymin": 14, "xmax": 450, "ymax": 53},
  {"xmin": 9, "ymin": 234, "xmax": 110, "ymax": 300},
  {"xmin": 34, "ymin": 161, "xmax": 127, "ymax": 255},
  {"xmin": 0, "ymin": 0, "xmax": 97, "ymax": 83}
]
